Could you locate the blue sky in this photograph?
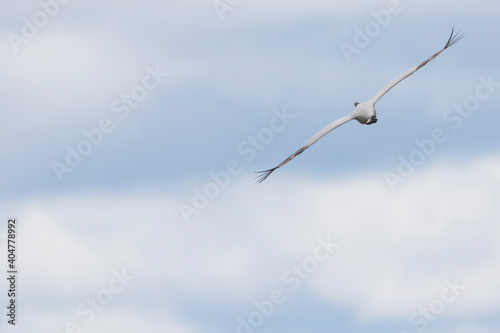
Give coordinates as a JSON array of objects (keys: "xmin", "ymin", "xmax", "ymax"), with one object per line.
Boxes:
[{"xmin": 1, "ymin": 0, "xmax": 500, "ymax": 332}]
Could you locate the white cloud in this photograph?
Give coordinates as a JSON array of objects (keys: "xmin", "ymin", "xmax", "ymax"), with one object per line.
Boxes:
[
  {"xmin": 0, "ymin": 27, "xmax": 147, "ymax": 119},
  {"xmin": 85, "ymin": 310, "xmax": 196, "ymax": 333},
  {"xmin": 7, "ymin": 155, "xmax": 500, "ymax": 332},
  {"xmin": 7, "ymin": 309, "xmax": 196, "ymax": 333},
  {"xmin": 19, "ymin": 207, "xmax": 107, "ymax": 294}
]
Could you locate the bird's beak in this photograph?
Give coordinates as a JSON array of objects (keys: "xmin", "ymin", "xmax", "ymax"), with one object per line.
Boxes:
[{"xmin": 366, "ymin": 116, "xmax": 378, "ymax": 125}]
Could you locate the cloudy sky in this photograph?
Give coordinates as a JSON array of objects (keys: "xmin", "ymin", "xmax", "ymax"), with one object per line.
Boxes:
[{"xmin": 1, "ymin": 0, "xmax": 500, "ymax": 332}]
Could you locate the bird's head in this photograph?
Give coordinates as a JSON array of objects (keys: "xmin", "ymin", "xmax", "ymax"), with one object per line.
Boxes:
[{"xmin": 366, "ymin": 115, "xmax": 378, "ymax": 125}]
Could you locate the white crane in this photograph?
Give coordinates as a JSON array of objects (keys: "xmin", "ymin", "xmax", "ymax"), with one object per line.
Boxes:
[{"xmin": 256, "ymin": 28, "xmax": 464, "ymax": 183}]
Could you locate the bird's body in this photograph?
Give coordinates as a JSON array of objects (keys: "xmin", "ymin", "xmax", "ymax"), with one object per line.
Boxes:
[
  {"xmin": 352, "ymin": 102, "xmax": 377, "ymax": 124},
  {"xmin": 256, "ymin": 28, "xmax": 464, "ymax": 183}
]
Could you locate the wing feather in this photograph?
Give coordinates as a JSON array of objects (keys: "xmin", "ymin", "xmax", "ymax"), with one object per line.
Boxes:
[
  {"xmin": 369, "ymin": 27, "xmax": 464, "ymax": 105},
  {"xmin": 255, "ymin": 113, "xmax": 354, "ymax": 183}
]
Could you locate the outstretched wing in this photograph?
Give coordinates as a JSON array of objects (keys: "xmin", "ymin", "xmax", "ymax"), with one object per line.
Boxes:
[
  {"xmin": 255, "ymin": 113, "xmax": 354, "ymax": 183},
  {"xmin": 369, "ymin": 27, "xmax": 464, "ymax": 105}
]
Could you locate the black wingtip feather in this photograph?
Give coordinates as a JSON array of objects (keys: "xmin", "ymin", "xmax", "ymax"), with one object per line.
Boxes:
[
  {"xmin": 444, "ymin": 27, "xmax": 465, "ymax": 49},
  {"xmin": 254, "ymin": 167, "xmax": 278, "ymax": 184}
]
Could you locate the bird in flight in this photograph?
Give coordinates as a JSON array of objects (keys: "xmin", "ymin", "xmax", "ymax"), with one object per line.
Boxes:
[{"xmin": 255, "ymin": 27, "xmax": 464, "ymax": 183}]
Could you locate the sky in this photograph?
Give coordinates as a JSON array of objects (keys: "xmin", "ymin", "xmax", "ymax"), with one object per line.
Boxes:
[{"xmin": 1, "ymin": 0, "xmax": 500, "ymax": 332}]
